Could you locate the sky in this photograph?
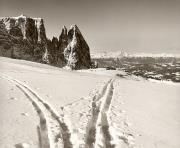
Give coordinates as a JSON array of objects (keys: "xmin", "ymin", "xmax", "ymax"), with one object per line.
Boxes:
[{"xmin": 0, "ymin": 0, "xmax": 180, "ymax": 54}]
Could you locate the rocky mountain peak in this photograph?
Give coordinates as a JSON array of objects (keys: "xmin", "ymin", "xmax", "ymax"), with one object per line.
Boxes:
[
  {"xmin": 0, "ymin": 15, "xmax": 91, "ymax": 69},
  {"xmin": 70, "ymin": 24, "xmax": 80, "ymax": 32},
  {"xmin": 59, "ymin": 26, "xmax": 68, "ymax": 40},
  {"xmin": 62, "ymin": 25, "xmax": 67, "ymax": 31},
  {"xmin": 0, "ymin": 15, "xmax": 47, "ymax": 43},
  {"xmin": 64, "ymin": 24, "xmax": 91, "ymax": 69},
  {"xmin": 17, "ymin": 14, "xmax": 27, "ymax": 18},
  {"xmin": 0, "ymin": 15, "xmax": 48, "ymax": 62}
]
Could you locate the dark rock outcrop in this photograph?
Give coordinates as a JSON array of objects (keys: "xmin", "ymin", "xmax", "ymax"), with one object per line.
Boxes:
[
  {"xmin": 58, "ymin": 26, "xmax": 68, "ymax": 67},
  {"xmin": 0, "ymin": 21, "xmax": 13, "ymax": 57},
  {"xmin": 48, "ymin": 36, "xmax": 59, "ymax": 64},
  {"xmin": 0, "ymin": 15, "xmax": 91, "ymax": 69},
  {"xmin": 1, "ymin": 14, "xmax": 46, "ymax": 43},
  {"xmin": 0, "ymin": 15, "xmax": 48, "ymax": 62},
  {"xmin": 64, "ymin": 25, "xmax": 91, "ymax": 69},
  {"xmin": 46, "ymin": 26, "xmax": 68, "ymax": 67}
]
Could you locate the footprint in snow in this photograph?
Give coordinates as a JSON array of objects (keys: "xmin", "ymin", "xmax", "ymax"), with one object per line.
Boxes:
[
  {"xmin": 119, "ymin": 110, "xmax": 126, "ymax": 113},
  {"xmin": 10, "ymin": 97, "xmax": 18, "ymax": 101},
  {"xmin": 124, "ymin": 121, "xmax": 132, "ymax": 127},
  {"xmin": 14, "ymin": 143, "xmax": 30, "ymax": 148},
  {"xmin": 21, "ymin": 113, "xmax": 29, "ymax": 117},
  {"xmin": 127, "ymin": 134, "xmax": 135, "ymax": 145},
  {"xmin": 136, "ymin": 133, "xmax": 142, "ymax": 137},
  {"xmin": 120, "ymin": 102, "xmax": 125, "ymax": 105},
  {"xmin": 79, "ymin": 112, "xmax": 83, "ymax": 116},
  {"xmin": 46, "ymin": 94, "xmax": 52, "ymax": 98},
  {"xmin": 35, "ymin": 87, "xmax": 40, "ymax": 90}
]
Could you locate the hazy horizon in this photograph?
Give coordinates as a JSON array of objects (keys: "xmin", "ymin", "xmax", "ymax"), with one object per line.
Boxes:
[{"xmin": 1, "ymin": 0, "xmax": 180, "ymax": 54}]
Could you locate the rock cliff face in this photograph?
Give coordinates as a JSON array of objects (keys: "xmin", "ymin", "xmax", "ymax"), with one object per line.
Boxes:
[
  {"xmin": 0, "ymin": 21, "xmax": 13, "ymax": 57},
  {"xmin": 64, "ymin": 25, "xmax": 91, "ymax": 69},
  {"xmin": 0, "ymin": 15, "xmax": 48, "ymax": 62},
  {"xmin": 0, "ymin": 15, "xmax": 91, "ymax": 69},
  {"xmin": 1, "ymin": 14, "xmax": 46, "ymax": 43},
  {"xmin": 58, "ymin": 26, "xmax": 68, "ymax": 66}
]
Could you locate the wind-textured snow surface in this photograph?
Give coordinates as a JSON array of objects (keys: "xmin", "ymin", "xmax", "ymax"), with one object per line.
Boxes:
[{"xmin": 0, "ymin": 57, "xmax": 180, "ymax": 148}]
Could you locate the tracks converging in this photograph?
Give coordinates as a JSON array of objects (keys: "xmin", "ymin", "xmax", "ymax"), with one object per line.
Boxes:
[{"xmin": 1, "ymin": 74, "xmax": 116, "ymax": 148}]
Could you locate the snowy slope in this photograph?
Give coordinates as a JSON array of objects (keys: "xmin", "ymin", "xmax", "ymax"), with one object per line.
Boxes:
[
  {"xmin": 0, "ymin": 57, "xmax": 180, "ymax": 148},
  {"xmin": 0, "ymin": 57, "xmax": 110, "ymax": 148}
]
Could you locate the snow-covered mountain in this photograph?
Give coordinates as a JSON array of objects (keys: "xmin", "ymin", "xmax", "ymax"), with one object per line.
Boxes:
[
  {"xmin": 91, "ymin": 50, "xmax": 180, "ymax": 59},
  {"xmin": 128, "ymin": 53, "xmax": 180, "ymax": 58},
  {"xmin": 91, "ymin": 50, "xmax": 129, "ymax": 59},
  {"xmin": 0, "ymin": 15, "xmax": 91, "ymax": 69}
]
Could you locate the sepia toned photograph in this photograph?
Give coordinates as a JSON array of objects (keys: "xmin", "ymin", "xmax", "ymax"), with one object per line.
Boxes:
[{"xmin": 0, "ymin": 0, "xmax": 180, "ymax": 148}]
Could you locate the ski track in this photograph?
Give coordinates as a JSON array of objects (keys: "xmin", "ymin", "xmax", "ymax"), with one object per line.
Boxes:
[
  {"xmin": 1, "ymin": 73, "xmax": 123, "ymax": 148},
  {"xmin": 100, "ymin": 81, "xmax": 115, "ymax": 148},
  {"xmin": 0, "ymin": 74, "xmax": 73, "ymax": 148},
  {"xmin": 84, "ymin": 79, "xmax": 115, "ymax": 148}
]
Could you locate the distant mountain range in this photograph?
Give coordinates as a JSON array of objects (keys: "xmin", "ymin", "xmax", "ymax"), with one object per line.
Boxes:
[{"xmin": 91, "ymin": 51, "xmax": 180, "ymax": 59}]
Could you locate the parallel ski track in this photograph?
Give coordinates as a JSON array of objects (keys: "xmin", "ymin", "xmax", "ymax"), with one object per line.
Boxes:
[
  {"xmin": 0, "ymin": 74, "xmax": 73, "ymax": 148},
  {"xmin": 1, "ymin": 73, "xmax": 116, "ymax": 148},
  {"xmin": 84, "ymin": 79, "xmax": 115, "ymax": 148}
]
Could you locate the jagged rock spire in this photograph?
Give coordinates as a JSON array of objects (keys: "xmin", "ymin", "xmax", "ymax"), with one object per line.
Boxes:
[
  {"xmin": 18, "ymin": 14, "xmax": 27, "ymax": 18},
  {"xmin": 64, "ymin": 24, "xmax": 91, "ymax": 69},
  {"xmin": 59, "ymin": 25, "xmax": 68, "ymax": 51},
  {"xmin": 59, "ymin": 25, "xmax": 68, "ymax": 42}
]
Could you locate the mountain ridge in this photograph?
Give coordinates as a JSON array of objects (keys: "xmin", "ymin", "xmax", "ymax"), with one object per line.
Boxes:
[
  {"xmin": 91, "ymin": 51, "xmax": 180, "ymax": 59},
  {"xmin": 0, "ymin": 15, "xmax": 91, "ymax": 69}
]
